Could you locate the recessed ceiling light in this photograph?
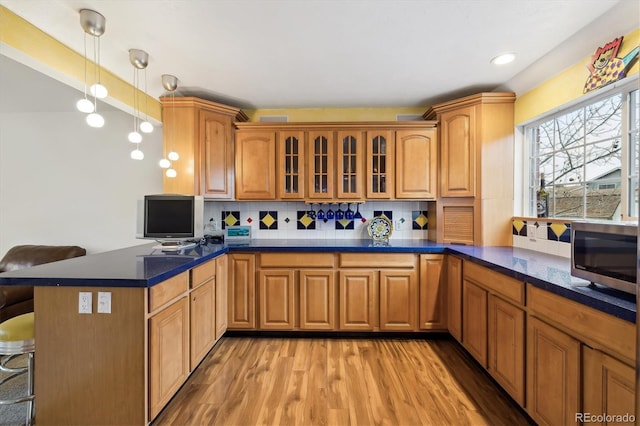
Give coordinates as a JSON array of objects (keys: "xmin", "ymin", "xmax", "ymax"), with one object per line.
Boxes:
[{"xmin": 491, "ymin": 53, "xmax": 516, "ymax": 65}]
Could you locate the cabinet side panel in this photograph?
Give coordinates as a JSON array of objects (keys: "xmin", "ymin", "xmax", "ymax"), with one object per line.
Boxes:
[{"xmin": 35, "ymin": 286, "xmax": 146, "ymax": 425}]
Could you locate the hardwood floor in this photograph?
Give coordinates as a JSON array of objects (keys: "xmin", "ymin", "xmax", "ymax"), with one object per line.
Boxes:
[{"xmin": 153, "ymin": 336, "xmax": 534, "ymax": 426}]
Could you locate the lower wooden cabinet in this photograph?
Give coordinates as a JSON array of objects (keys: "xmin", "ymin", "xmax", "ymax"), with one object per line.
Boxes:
[
  {"xmin": 190, "ymin": 279, "xmax": 215, "ymax": 369},
  {"xmin": 488, "ymin": 294, "xmax": 525, "ymax": 406},
  {"xmin": 526, "ymin": 316, "xmax": 581, "ymax": 426},
  {"xmin": 446, "ymin": 255, "xmax": 462, "ymax": 341},
  {"xmin": 228, "ymin": 253, "xmax": 256, "ymax": 329},
  {"xmin": 583, "ymin": 346, "xmax": 636, "ymax": 425},
  {"xmin": 379, "ymin": 269, "xmax": 418, "ymax": 331},
  {"xmin": 149, "ymin": 297, "xmax": 189, "ymax": 420},
  {"xmin": 461, "ymin": 279, "xmax": 488, "ymax": 366},
  {"xmin": 339, "ymin": 270, "xmax": 376, "ymax": 330},
  {"xmin": 419, "ymin": 254, "xmax": 446, "ymax": 330},
  {"xmin": 299, "ymin": 270, "xmax": 336, "ymax": 330},
  {"xmin": 258, "ymin": 269, "xmax": 295, "ymax": 329}
]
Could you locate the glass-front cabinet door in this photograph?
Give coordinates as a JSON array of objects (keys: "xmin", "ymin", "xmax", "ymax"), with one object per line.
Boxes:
[
  {"xmin": 366, "ymin": 130, "xmax": 394, "ymax": 198},
  {"xmin": 307, "ymin": 131, "xmax": 334, "ymax": 199},
  {"xmin": 277, "ymin": 131, "xmax": 305, "ymax": 199},
  {"xmin": 336, "ymin": 130, "xmax": 364, "ymax": 199}
]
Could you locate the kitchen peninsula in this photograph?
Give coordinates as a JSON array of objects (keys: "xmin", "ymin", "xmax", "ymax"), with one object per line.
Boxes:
[{"xmin": 0, "ymin": 240, "xmax": 635, "ymax": 425}]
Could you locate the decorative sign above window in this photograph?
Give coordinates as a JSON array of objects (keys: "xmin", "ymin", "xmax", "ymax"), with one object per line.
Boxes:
[{"xmin": 583, "ymin": 36, "xmax": 639, "ymax": 93}]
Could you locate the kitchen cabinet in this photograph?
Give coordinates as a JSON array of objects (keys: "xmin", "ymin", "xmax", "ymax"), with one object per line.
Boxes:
[
  {"xmin": 424, "ymin": 92, "xmax": 515, "ymax": 245},
  {"xmin": 235, "ymin": 130, "xmax": 276, "ymax": 200},
  {"xmin": 277, "ymin": 130, "xmax": 306, "ymax": 199},
  {"xmin": 446, "ymin": 255, "xmax": 462, "ymax": 341},
  {"xmin": 526, "ymin": 316, "xmax": 580, "ymax": 426},
  {"xmin": 419, "ymin": 254, "xmax": 446, "ymax": 330},
  {"xmin": 160, "ymin": 96, "xmax": 247, "ymax": 199},
  {"xmin": 215, "ymin": 255, "xmax": 228, "ymax": 340},
  {"xmin": 461, "ymin": 260, "xmax": 526, "ymax": 405},
  {"xmin": 366, "ymin": 130, "xmax": 394, "ymax": 199},
  {"xmin": 233, "ymin": 122, "xmax": 436, "ymax": 201},
  {"xmin": 299, "ymin": 269, "xmax": 336, "ymax": 330},
  {"xmin": 583, "ymin": 346, "xmax": 636, "ymax": 425},
  {"xmin": 379, "ymin": 269, "xmax": 418, "ymax": 331},
  {"xmin": 336, "ymin": 130, "xmax": 364, "ymax": 200},
  {"xmin": 307, "ymin": 130, "xmax": 335, "ymax": 199},
  {"xmin": 339, "ymin": 270, "xmax": 377, "ymax": 330},
  {"xmin": 258, "ymin": 269, "xmax": 295, "ymax": 329},
  {"xmin": 228, "ymin": 253, "xmax": 256, "ymax": 329},
  {"xmin": 488, "ymin": 294, "xmax": 525, "ymax": 406},
  {"xmin": 439, "ymin": 106, "xmax": 476, "ymax": 197},
  {"xmin": 461, "ymin": 279, "xmax": 488, "ymax": 365},
  {"xmin": 189, "ymin": 279, "xmax": 215, "ymax": 369},
  {"xmin": 336, "ymin": 130, "xmax": 365, "ymax": 200},
  {"xmin": 395, "ymin": 129, "xmax": 438, "ymax": 199},
  {"xmin": 148, "ymin": 272, "xmax": 190, "ymax": 420}
]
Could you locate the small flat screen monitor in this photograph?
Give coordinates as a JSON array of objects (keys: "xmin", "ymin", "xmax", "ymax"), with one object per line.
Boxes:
[{"xmin": 141, "ymin": 194, "xmax": 204, "ymax": 240}]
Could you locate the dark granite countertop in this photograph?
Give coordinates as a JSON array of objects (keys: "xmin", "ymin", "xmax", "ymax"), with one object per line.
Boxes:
[{"xmin": 0, "ymin": 239, "xmax": 635, "ymax": 323}]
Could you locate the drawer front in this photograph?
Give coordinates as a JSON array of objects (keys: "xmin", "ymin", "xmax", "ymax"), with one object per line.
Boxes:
[
  {"xmin": 463, "ymin": 261, "xmax": 524, "ymax": 305},
  {"xmin": 191, "ymin": 259, "xmax": 216, "ymax": 288},
  {"xmin": 260, "ymin": 253, "xmax": 335, "ymax": 268},
  {"xmin": 149, "ymin": 272, "xmax": 189, "ymax": 313},
  {"xmin": 527, "ymin": 285, "xmax": 635, "ymax": 364},
  {"xmin": 339, "ymin": 253, "xmax": 416, "ymax": 268}
]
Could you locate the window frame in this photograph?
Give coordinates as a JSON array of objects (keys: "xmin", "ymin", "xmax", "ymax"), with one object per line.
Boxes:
[{"xmin": 518, "ymin": 76, "xmax": 639, "ymax": 222}]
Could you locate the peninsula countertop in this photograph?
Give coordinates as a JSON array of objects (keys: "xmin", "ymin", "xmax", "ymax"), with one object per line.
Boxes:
[{"xmin": 0, "ymin": 239, "xmax": 635, "ymax": 322}]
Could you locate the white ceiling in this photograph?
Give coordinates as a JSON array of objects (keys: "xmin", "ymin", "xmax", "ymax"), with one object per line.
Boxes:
[{"xmin": 0, "ymin": 0, "xmax": 638, "ymax": 110}]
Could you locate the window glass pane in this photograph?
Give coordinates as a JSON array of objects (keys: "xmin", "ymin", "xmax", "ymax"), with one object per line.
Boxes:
[
  {"xmin": 552, "ymin": 184, "xmax": 583, "ymax": 218},
  {"xmin": 537, "ymin": 120, "xmax": 555, "ymax": 155},
  {"xmin": 585, "ymin": 140, "xmax": 621, "ymax": 182},
  {"xmin": 585, "ymin": 94, "xmax": 621, "ymax": 143},
  {"xmin": 630, "ymin": 90, "xmax": 639, "ymax": 131},
  {"xmin": 553, "ymin": 146, "xmax": 583, "ymax": 185},
  {"xmin": 556, "ymin": 109, "xmax": 584, "ymax": 151}
]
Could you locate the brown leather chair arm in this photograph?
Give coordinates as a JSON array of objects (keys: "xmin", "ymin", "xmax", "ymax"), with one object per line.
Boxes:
[{"xmin": 0, "ymin": 245, "xmax": 86, "ymax": 272}]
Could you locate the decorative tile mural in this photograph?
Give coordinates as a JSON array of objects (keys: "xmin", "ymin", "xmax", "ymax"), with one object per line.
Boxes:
[
  {"xmin": 512, "ymin": 218, "xmax": 572, "ymax": 258},
  {"xmin": 205, "ymin": 201, "xmax": 430, "ymax": 240}
]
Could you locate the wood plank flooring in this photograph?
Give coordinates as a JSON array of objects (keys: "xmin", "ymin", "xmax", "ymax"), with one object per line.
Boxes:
[{"xmin": 152, "ymin": 336, "xmax": 534, "ymax": 426}]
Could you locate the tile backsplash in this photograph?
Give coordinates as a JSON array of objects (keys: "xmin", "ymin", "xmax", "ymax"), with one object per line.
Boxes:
[
  {"xmin": 205, "ymin": 201, "xmax": 430, "ymax": 240},
  {"xmin": 512, "ymin": 218, "xmax": 572, "ymax": 258}
]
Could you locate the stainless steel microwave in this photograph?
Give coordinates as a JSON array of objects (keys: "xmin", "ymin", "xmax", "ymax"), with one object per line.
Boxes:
[{"xmin": 571, "ymin": 221, "xmax": 638, "ymax": 294}]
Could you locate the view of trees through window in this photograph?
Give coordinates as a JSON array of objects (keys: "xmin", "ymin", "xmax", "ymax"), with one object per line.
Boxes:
[{"xmin": 527, "ymin": 84, "xmax": 639, "ymax": 220}]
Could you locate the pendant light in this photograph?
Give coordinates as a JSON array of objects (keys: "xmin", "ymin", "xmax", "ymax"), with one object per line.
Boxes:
[
  {"xmin": 77, "ymin": 9, "xmax": 107, "ymax": 128},
  {"xmin": 160, "ymin": 74, "xmax": 179, "ymax": 177},
  {"xmin": 76, "ymin": 9, "xmax": 107, "ymax": 128},
  {"xmin": 128, "ymin": 49, "xmax": 150, "ymax": 160}
]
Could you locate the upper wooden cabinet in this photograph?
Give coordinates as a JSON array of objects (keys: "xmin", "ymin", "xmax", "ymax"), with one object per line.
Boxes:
[
  {"xmin": 336, "ymin": 130, "xmax": 365, "ymax": 199},
  {"xmin": 277, "ymin": 130, "xmax": 305, "ymax": 199},
  {"xmin": 234, "ymin": 122, "xmax": 437, "ymax": 202},
  {"xmin": 366, "ymin": 130, "xmax": 394, "ymax": 199},
  {"xmin": 235, "ymin": 130, "xmax": 276, "ymax": 200},
  {"xmin": 307, "ymin": 130, "xmax": 335, "ymax": 200},
  {"xmin": 395, "ymin": 129, "xmax": 437, "ymax": 199},
  {"xmin": 160, "ymin": 96, "xmax": 248, "ymax": 198},
  {"xmin": 439, "ymin": 107, "xmax": 475, "ymax": 197},
  {"xmin": 425, "ymin": 92, "xmax": 515, "ymax": 246}
]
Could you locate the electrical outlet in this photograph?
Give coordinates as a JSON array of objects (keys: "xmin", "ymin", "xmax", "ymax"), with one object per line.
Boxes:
[
  {"xmin": 78, "ymin": 292, "xmax": 92, "ymax": 314},
  {"xmin": 97, "ymin": 292, "xmax": 111, "ymax": 314}
]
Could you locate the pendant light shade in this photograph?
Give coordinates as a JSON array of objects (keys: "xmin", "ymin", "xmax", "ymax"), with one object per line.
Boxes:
[
  {"xmin": 130, "ymin": 149, "xmax": 144, "ymax": 160},
  {"xmin": 90, "ymin": 83, "xmax": 108, "ymax": 99},
  {"xmin": 86, "ymin": 112, "xmax": 105, "ymax": 128},
  {"xmin": 128, "ymin": 49, "xmax": 151, "ymax": 160},
  {"xmin": 76, "ymin": 98, "xmax": 94, "ymax": 113}
]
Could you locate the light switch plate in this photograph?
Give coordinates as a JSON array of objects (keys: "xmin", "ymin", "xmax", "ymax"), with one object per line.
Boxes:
[{"xmin": 97, "ymin": 292, "xmax": 111, "ymax": 314}]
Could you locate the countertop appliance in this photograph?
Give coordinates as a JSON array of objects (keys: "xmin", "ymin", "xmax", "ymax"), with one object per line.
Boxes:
[{"xmin": 571, "ymin": 221, "xmax": 637, "ymax": 295}]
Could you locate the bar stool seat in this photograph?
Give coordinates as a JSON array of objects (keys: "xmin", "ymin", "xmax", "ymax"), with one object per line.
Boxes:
[{"xmin": 0, "ymin": 312, "xmax": 35, "ymax": 425}]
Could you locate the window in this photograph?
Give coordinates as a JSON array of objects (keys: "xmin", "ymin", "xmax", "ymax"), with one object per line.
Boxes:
[{"xmin": 525, "ymin": 81, "xmax": 639, "ymax": 221}]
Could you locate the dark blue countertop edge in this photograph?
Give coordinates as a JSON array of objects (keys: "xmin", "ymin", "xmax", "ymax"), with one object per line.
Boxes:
[{"xmin": 0, "ymin": 240, "xmax": 635, "ymax": 323}]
